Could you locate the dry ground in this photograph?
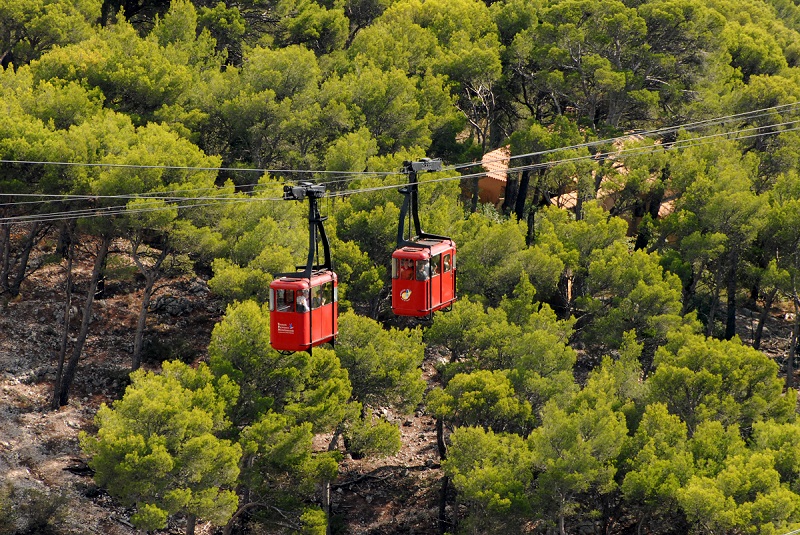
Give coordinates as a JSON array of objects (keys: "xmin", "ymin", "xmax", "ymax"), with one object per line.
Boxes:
[
  {"xmin": 0, "ymin": 255, "xmax": 448, "ymax": 534},
  {"xmin": 0, "ymin": 252, "xmax": 796, "ymax": 534}
]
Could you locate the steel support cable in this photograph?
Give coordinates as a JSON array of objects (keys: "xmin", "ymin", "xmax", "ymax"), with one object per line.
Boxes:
[
  {"xmin": 331, "ymin": 121, "xmax": 800, "ymax": 198},
  {"xmin": 0, "ymin": 192, "xmax": 279, "ymax": 204},
  {"xmin": 0, "ymin": 174, "xmax": 394, "ymax": 201},
  {"xmin": 2, "ymin": 111, "xmax": 799, "ymax": 223},
  {"xmin": 0, "ymin": 201, "xmax": 237, "ymax": 225},
  {"xmin": 0, "ymin": 191, "xmax": 286, "ymax": 217},
  {"xmin": 0, "ymin": 196, "xmax": 283, "ymax": 225},
  {"xmin": 2, "ymin": 103, "xmax": 798, "ymax": 200},
  {"xmin": 3, "ymin": 120, "xmax": 797, "ymax": 225},
  {"xmin": 0, "ymin": 181, "xmax": 254, "ymax": 204},
  {"xmin": 0, "ymin": 171, "xmax": 402, "ymax": 207},
  {"xmin": 0, "ymin": 159, "xmax": 400, "ymax": 176},
  {"xmin": 458, "ymin": 101, "xmax": 800, "ymax": 172},
  {"xmin": 0, "ymin": 177, "xmax": 393, "ymax": 207},
  {"xmin": 5, "ymin": 112, "xmax": 794, "ymax": 207}
]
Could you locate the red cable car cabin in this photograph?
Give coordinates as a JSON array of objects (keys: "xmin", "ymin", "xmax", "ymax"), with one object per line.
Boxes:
[
  {"xmin": 269, "ymin": 271, "xmax": 338, "ymax": 352},
  {"xmin": 391, "ymin": 238, "xmax": 456, "ymax": 317},
  {"xmin": 391, "ymin": 159, "xmax": 457, "ymax": 318},
  {"xmin": 269, "ymin": 182, "xmax": 338, "ymax": 353}
]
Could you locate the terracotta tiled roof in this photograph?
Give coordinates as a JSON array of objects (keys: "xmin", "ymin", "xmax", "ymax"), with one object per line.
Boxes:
[
  {"xmin": 481, "ymin": 146, "xmax": 510, "ymax": 182},
  {"xmin": 658, "ymin": 198, "xmax": 675, "ymax": 218}
]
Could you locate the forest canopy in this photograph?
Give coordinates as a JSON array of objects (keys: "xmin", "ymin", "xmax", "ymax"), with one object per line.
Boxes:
[{"xmin": 3, "ymin": 0, "xmax": 800, "ymax": 533}]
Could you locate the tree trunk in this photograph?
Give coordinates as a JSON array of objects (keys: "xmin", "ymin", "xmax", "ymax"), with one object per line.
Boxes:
[
  {"xmin": 0, "ymin": 224, "xmax": 10, "ymax": 293},
  {"xmin": 8, "ymin": 222, "xmax": 41, "ymax": 297},
  {"xmin": 322, "ymin": 479, "xmax": 332, "ymax": 535},
  {"xmin": 436, "ymin": 419, "xmax": 450, "ymax": 534},
  {"xmin": 753, "ymin": 287, "xmax": 778, "ymax": 350},
  {"xmin": 51, "ymin": 238, "xmax": 75, "ymax": 410},
  {"xmin": 369, "ymin": 292, "xmax": 382, "ymax": 320},
  {"xmin": 636, "ymin": 514, "xmax": 646, "ymax": 535},
  {"xmin": 787, "ymin": 294, "xmax": 799, "ymax": 390},
  {"xmin": 438, "ymin": 475, "xmax": 450, "ymax": 535},
  {"xmin": 436, "ymin": 418, "xmax": 447, "ymax": 460},
  {"xmin": 526, "ymin": 207, "xmax": 536, "ymax": 246},
  {"xmin": 452, "ymin": 488, "xmax": 460, "ymax": 535},
  {"xmin": 501, "ymin": 175, "xmax": 518, "ymax": 216},
  {"xmin": 224, "ymin": 502, "xmax": 263, "ymax": 535},
  {"xmin": 633, "ymin": 226, "xmax": 649, "ymax": 251},
  {"xmin": 514, "ymin": 170, "xmax": 530, "ymax": 223},
  {"xmin": 724, "ymin": 251, "xmax": 738, "ymax": 340},
  {"xmin": 131, "ymin": 275, "xmax": 154, "ymax": 371},
  {"xmin": 559, "ymin": 269, "xmax": 574, "ymax": 319},
  {"xmin": 186, "ymin": 513, "xmax": 196, "ymax": 535},
  {"xmin": 320, "ymin": 425, "xmax": 343, "ymax": 535},
  {"xmin": 469, "ymin": 175, "xmax": 480, "ymax": 214},
  {"xmin": 223, "ymin": 516, "xmax": 235, "ymax": 535},
  {"xmin": 222, "ymin": 491, "xmax": 249, "ymax": 534},
  {"xmin": 242, "ymin": 454, "xmax": 255, "ymax": 510},
  {"xmin": 131, "ymin": 247, "xmax": 168, "ymax": 370},
  {"xmin": 56, "ymin": 221, "xmax": 71, "ymax": 258},
  {"xmin": 328, "ymin": 426, "xmax": 342, "ymax": 452},
  {"xmin": 706, "ymin": 268, "xmax": 722, "ymax": 337},
  {"xmin": 574, "ymin": 182, "xmax": 585, "ymax": 222},
  {"xmin": 57, "ymin": 236, "xmax": 110, "ymax": 407},
  {"xmin": 682, "ymin": 266, "xmax": 703, "ymax": 315}
]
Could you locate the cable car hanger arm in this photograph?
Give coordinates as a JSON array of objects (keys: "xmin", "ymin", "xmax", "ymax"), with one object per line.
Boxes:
[
  {"xmin": 275, "ymin": 182, "xmax": 332, "ymax": 279},
  {"xmin": 396, "ymin": 159, "xmax": 449, "ymax": 248}
]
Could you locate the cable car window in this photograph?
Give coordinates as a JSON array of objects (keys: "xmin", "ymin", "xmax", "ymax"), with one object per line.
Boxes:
[
  {"xmin": 274, "ymin": 289, "xmax": 295, "ymax": 312},
  {"xmin": 431, "ymin": 254, "xmax": 441, "ymax": 277},
  {"xmin": 295, "ymin": 289, "xmax": 309, "ymax": 312},
  {"xmin": 311, "ymin": 282, "xmax": 332, "ymax": 310},
  {"xmin": 392, "ymin": 258, "xmax": 399, "ymax": 279},
  {"xmin": 311, "ymin": 285, "xmax": 321, "ymax": 310},
  {"xmin": 443, "ymin": 254, "xmax": 451, "ymax": 273},
  {"xmin": 416, "ymin": 259, "xmax": 430, "ymax": 281},
  {"xmin": 324, "ymin": 281, "xmax": 334, "ymax": 304},
  {"xmin": 269, "ymin": 288, "xmax": 275, "ymax": 311},
  {"xmin": 399, "ymin": 258, "xmax": 414, "ymax": 280},
  {"xmin": 333, "ymin": 285, "xmax": 338, "ymax": 303}
]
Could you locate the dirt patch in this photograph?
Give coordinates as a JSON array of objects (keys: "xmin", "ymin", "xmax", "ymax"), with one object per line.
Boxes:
[
  {"xmin": 0, "ymin": 250, "xmax": 448, "ymax": 534},
  {"xmin": 0, "ymin": 250, "xmax": 224, "ymax": 534},
  {"xmin": 328, "ymin": 354, "xmax": 446, "ymax": 535},
  {"xmin": 1, "ymin": 249, "xmax": 797, "ymax": 534}
]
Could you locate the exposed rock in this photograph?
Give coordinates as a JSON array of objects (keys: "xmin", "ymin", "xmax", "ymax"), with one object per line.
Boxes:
[
  {"xmin": 187, "ymin": 279, "xmax": 210, "ymax": 296},
  {"xmin": 150, "ymin": 295, "xmax": 193, "ymax": 316}
]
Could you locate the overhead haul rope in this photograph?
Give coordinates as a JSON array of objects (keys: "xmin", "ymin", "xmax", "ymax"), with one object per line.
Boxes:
[
  {"xmin": 2, "ymin": 100, "xmax": 799, "ymax": 203},
  {"xmin": 2, "ymin": 107, "xmax": 800, "ymax": 225},
  {"xmin": 3, "ymin": 120, "xmax": 799, "ymax": 225},
  {"xmin": 0, "ymin": 160, "xmax": 399, "ymax": 176},
  {"xmin": 0, "ymin": 201, "xmax": 256, "ymax": 225},
  {"xmin": 4, "ymin": 110, "xmax": 795, "ymax": 208},
  {"xmin": 0, "ymin": 167, "xmax": 398, "ymax": 211},
  {"xmin": 331, "ymin": 120, "xmax": 800, "ymax": 199},
  {"xmin": 458, "ymin": 101, "xmax": 800, "ymax": 172}
]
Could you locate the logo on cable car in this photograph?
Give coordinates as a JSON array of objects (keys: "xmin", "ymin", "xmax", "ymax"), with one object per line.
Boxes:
[
  {"xmin": 400, "ymin": 289, "xmax": 412, "ymax": 301},
  {"xmin": 277, "ymin": 322, "xmax": 294, "ymax": 334}
]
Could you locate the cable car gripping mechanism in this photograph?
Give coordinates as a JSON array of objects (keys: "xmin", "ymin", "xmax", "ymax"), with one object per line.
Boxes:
[
  {"xmin": 397, "ymin": 158, "xmax": 446, "ymax": 248},
  {"xmin": 281, "ymin": 182, "xmax": 331, "ymax": 279}
]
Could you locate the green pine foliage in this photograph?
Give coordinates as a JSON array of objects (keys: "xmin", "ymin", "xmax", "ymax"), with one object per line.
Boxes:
[
  {"xmin": 5, "ymin": 0, "xmax": 800, "ymax": 531},
  {"xmin": 79, "ymin": 361, "xmax": 241, "ymax": 533}
]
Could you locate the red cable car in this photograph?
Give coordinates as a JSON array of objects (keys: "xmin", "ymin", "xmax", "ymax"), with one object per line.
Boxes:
[
  {"xmin": 269, "ymin": 183, "xmax": 338, "ymax": 352},
  {"xmin": 391, "ymin": 159, "xmax": 457, "ymax": 318}
]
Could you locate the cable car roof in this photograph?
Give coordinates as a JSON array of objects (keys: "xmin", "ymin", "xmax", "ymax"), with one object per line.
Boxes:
[{"xmin": 272, "ymin": 270, "xmax": 337, "ymax": 286}]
